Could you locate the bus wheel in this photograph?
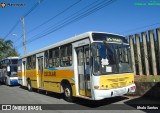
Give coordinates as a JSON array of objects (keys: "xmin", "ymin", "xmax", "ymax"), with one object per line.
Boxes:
[
  {"xmin": 63, "ymin": 84, "xmax": 73, "ymax": 102},
  {"xmin": 27, "ymin": 80, "xmax": 32, "ymax": 91}
]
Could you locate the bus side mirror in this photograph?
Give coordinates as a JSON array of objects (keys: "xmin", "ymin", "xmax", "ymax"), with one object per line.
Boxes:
[{"xmin": 7, "ymin": 66, "xmax": 10, "ymax": 72}]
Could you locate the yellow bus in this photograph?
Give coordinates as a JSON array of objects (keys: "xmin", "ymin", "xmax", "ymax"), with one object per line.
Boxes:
[{"xmin": 17, "ymin": 32, "xmax": 136, "ymax": 102}]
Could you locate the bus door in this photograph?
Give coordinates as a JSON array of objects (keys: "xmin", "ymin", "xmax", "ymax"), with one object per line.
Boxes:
[
  {"xmin": 22, "ymin": 60, "xmax": 26, "ymax": 86},
  {"xmin": 76, "ymin": 45, "xmax": 91, "ymax": 97},
  {"xmin": 37, "ymin": 57, "xmax": 43, "ymax": 88}
]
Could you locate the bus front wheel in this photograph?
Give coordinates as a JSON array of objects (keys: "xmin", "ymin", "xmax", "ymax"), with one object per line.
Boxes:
[{"xmin": 63, "ymin": 84, "xmax": 73, "ymax": 102}]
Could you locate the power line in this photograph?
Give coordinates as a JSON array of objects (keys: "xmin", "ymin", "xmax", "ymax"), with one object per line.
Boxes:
[
  {"xmin": 29, "ymin": 0, "xmax": 100, "ymax": 39},
  {"xmin": 120, "ymin": 22, "xmax": 160, "ymax": 36},
  {"xmin": 3, "ymin": 0, "xmax": 44, "ymax": 40},
  {"xmin": 14, "ymin": 0, "xmax": 81, "ymax": 44},
  {"xmin": 26, "ymin": 0, "xmax": 82, "ymax": 34},
  {"xmin": 3, "ymin": 20, "xmax": 20, "ymax": 40},
  {"xmin": 24, "ymin": 0, "xmax": 44, "ymax": 17},
  {"xmin": 22, "ymin": 0, "xmax": 116, "ymax": 46},
  {"xmin": 15, "ymin": 0, "xmax": 101, "ymax": 47},
  {"xmin": 16, "ymin": 0, "xmax": 116, "ymax": 48},
  {"xmin": 14, "ymin": 34, "xmax": 23, "ymax": 43}
]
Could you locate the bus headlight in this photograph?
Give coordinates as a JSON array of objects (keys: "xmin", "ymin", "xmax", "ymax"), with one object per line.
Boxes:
[
  {"xmin": 94, "ymin": 85, "xmax": 99, "ymax": 89},
  {"xmin": 130, "ymin": 86, "xmax": 136, "ymax": 90}
]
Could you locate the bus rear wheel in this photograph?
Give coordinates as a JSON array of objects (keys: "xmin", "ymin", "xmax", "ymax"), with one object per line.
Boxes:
[
  {"xmin": 63, "ymin": 84, "xmax": 73, "ymax": 102},
  {"xmin": 27, "ymin": 80, "xmax": 32, "ymax": 91}
]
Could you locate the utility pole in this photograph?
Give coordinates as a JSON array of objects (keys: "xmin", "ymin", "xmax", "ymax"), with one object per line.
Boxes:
[{"xmin": 21, "ymin": 16, "xmax": 27, "ymax": 55}]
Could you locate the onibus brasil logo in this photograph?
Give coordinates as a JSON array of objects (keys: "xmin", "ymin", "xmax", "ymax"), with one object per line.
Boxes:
[
  {"xmin": 1, "ymin": 2, "xmax": 6, "ymax": 8},
  {"xmin": 1, "ymin": 2, "xmax": 25, "ymax": 8}
]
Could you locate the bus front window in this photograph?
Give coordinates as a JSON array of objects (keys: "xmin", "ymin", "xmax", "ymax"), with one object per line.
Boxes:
[
  {"xmin": 11, "ymin": 59, "xmax": 18, "ymax": 65},
  {"xmin": 8, "ymin": 66, "xmax": 17, "ymax": 77},
  {"xmin": 92, "ymin": 42, "xmax": 132, "ymax": 75}
]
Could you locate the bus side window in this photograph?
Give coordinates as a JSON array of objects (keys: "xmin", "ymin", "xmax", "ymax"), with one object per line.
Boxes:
[
  {"xmin": 49, "ymin": 49, "xmax": 53, "ymax": 67},
  {"xmin": 27, "ymin": 56, "xmax": 31, "ymax": 70},
  {"xmin": 60, "ymin": 44, "xmax": 72, "ymax": 67},
  {"xmin": 27, "ymin": 55, "xmax": 36, "ymax": 70},
  {"xmin": 32, "ymin": 55, "xmax": 36, "ymax": 69},
  {"xmin": 55, "ymin": 48, "xmax": 59, "ymax": 67},
  {"xmin": 45, "ymin": 50, "xmax": 49, "ymax": 68},
  {"xmin": 67, "ymin": 45, "xmax": 72, "ymax": 65},
  {"xmin": 46, "ymin": 47, "xmax": 60, "ymax": 68}
]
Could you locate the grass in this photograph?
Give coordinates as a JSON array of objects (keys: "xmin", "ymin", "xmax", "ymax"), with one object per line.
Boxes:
[{"xmin": 135, "ymin": 75, "xmax": 160, "ymax": 82}]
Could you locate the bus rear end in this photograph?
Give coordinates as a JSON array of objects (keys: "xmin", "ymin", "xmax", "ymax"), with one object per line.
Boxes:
[
  {"xmin": 8, "ymin": 66, "xmax": 18, "ymax": 85},
  {"xmin": 6, "ymin": 58, "xmax": 19, "ymax": 86}
]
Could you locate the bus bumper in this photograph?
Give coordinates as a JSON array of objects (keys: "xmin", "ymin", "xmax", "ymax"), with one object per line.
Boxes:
[
  {"xmin": 10, "ymin": 79, "xmax": 18, "ymax": 86},
  {"xmin": 93, "ymin": 84, "xmax": 136, "ymax": 100}
]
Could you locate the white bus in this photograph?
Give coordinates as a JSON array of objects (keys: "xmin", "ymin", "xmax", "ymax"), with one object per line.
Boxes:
[
  {"xmin": 18, "ymin": 32, "xmax": 136, "ymax": 102},
  {"xmin": 0, "ymin": 57, "xmax": 19, "ymax": 86}
]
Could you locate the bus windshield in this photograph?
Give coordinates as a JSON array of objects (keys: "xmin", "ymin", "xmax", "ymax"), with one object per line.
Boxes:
[
  {"xmin": 11, "ymin": 59, "xmax": 18, "ymax": 65},
  {"xmin": 8, "ymin": 66, "xmax": 17, "ymax": 77},
  {"xmin": 92, "ymin": 42, "xmax": 132, "ymax": 75}
]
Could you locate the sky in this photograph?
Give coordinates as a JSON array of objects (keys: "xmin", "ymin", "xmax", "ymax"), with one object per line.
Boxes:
[{"xmin": 0, "ymin": 0, "xmax": 160, "ymax": 56}]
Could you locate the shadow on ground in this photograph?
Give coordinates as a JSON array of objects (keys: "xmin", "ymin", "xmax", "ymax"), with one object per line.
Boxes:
[
  {"xmin": 19, "ymin": 85, "xmax": 129, "ymax": 109},
  {"xmin": 19, "ymin": 85, "xmax": 63, "ymax": 99},
  {"xmin": 124, "ymin": 82, "xmax": 160, "ymax": 113},
  {"xmin": 0, "ymin": 82, "xmax": 3, "ymax": 86},
  {"xmin": 124, "ymin": 95, "xmax": 160, "ymax": 113},
  {"xmin": 73, "ymin": 96, "xmax": 128, "ymax": 108}
]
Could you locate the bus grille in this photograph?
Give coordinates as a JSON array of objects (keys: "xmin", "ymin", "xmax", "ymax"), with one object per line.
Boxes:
[
  {"xmin": 110, "ymin": 83, "xmax": 119, "ymax": 88},
  {"xmin": 100, "ymin": 74, "xmax": 134, "ymax": 90},
  {"xmin": 109, "ymin": 77, "xmax": 128, "ymax": 88}
]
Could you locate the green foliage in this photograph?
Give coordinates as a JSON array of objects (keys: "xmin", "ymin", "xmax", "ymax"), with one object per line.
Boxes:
[
  {"xmin": 0, "ymin": 38, "xmax": 19, "ymax": 60},
  {"xmin": 135, "ymin": 75, "xmax": 160, "ymax": 82}
]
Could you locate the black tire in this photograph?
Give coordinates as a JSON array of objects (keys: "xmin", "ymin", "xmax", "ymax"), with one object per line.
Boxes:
[
  {"xmin": 63, "ymin": 83, "xmax": 74, "ymax": 102},
  {"xmin": 27, "ymin": 80, "xmax": 32, "ymax": 91}
]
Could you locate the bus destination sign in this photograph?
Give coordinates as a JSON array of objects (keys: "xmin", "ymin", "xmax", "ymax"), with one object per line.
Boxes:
[{"xmin": 106, "ymin": 37, "xmax": 122, "ymax": 43}]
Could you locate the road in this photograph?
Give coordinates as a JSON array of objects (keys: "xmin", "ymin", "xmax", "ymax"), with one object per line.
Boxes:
[{"xmin": 0, "ymin": 83, "xmax": 159, "ymax": 113}]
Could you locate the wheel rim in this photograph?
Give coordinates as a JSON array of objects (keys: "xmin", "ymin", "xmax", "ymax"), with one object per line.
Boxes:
[{"xmin": 65, "ymin": 88, "xmax": 70, "ymax": 97}]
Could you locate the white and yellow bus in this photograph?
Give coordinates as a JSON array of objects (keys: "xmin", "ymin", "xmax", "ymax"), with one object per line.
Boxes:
[{"xmin": 18, "ymin": 32, "xmax": 136, "ymax": 102}]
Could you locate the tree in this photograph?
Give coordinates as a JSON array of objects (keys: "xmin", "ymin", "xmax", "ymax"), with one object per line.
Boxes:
[{"xmin": 0, "ymin": 38, "xmax": 19, "ymax": 60}]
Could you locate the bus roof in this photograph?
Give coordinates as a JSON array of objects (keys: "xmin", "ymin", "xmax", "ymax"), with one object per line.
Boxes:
[
  {"xmin": 0, "ymin": 57, "xmax": 19, "ymax": 62},
  {"xmin": 20, "ymin": 31, "xmax": 125, "ymax": 59},
  {"xmin": 6, "ymin": 57, "xmax": 19, "ymax": 59}
]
